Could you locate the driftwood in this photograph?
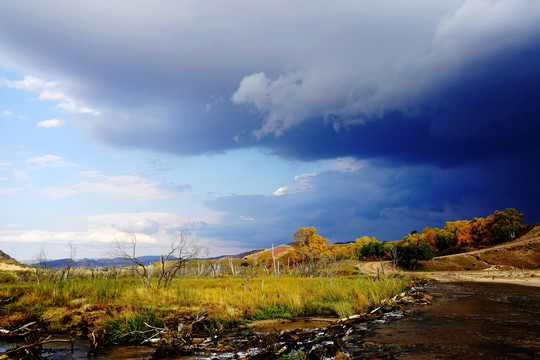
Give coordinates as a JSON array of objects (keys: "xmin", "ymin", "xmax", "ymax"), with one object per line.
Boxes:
[
  {"xmin": 1, "ymin": 336, "xmax": 73, "ymax": 356},
  {"xmin": 0, "ymin": 321, "xmax": 38, "ymax": 337}
]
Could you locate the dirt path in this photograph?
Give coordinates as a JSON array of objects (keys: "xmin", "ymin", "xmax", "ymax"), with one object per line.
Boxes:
[{"xmin": 355, "ymin": 260, "xmax": 395, "ymax": 275}]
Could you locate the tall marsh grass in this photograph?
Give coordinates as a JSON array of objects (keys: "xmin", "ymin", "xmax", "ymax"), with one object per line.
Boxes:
[{"xmin": 0, "ymin": 274, "xmax": 415, "ymax": 338}]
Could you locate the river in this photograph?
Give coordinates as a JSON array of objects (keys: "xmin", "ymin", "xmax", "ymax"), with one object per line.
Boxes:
[
  {"xmin": 2, "ymin": 281, "xmax": 539, "ymax": 359},
  {"xmin": 355, "ymin": 281, "xmax": 540, "ymax": 359}
]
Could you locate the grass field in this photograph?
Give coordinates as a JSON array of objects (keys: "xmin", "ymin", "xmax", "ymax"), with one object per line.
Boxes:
[{"xmin": 0, "ymin": 272, "xmax": 416, "ymax": 342}]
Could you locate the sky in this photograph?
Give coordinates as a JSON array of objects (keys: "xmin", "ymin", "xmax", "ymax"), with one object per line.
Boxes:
[{"xmin": 0, "ymin": 0, "xmax": 539, "ymax": 261}]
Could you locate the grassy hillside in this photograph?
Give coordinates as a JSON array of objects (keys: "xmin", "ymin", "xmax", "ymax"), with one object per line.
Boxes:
[{"xmin": 0, "ymin": 250, "xmax": 17, "ymax": 264}]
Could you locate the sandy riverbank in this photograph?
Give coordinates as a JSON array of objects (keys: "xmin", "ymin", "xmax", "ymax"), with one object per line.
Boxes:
[
  {"xmin": 356, "ymin": 261, "xmax": 540, "ymax": 287},
  {"xmin": 421, "ymin": 269, "xmax": 540, "ymax": 287}
]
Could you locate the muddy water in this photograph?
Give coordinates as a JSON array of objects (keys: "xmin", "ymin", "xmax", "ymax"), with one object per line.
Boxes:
[
  {"xmin": 356, "ymin": 282, "xmax": 540, "ymax": 359},
  {"xmin": 2, "ymin": 282, "xmax": 539, "ymax": 359}
]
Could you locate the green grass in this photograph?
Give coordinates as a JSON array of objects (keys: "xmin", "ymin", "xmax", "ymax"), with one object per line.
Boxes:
[{"xmin": 108, "ymin": 310, "xmax": 164, "ymax": 342}]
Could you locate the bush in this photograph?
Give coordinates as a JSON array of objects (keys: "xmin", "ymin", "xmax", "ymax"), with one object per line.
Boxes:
[{"xmin": 0, "ymin": 271, "xmax": 16, "ymax": 283}]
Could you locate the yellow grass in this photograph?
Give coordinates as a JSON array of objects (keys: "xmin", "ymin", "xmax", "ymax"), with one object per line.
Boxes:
[{"xmin": 0, "ymin": 273, "xmax": 415, "ymax": 340}]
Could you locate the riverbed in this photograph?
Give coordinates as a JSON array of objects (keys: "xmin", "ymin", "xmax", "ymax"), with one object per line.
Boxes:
[
  {"xmin": 355, "ymin": 281, "xmax": 540, "ymax": 359},
  {"xmin": 2, "ymin": 281, "xmax": 539, "ymax": 359}
]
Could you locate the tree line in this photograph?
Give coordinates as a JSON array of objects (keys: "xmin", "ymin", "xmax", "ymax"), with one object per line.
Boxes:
[
  {"xmin": 32, "ymin": 208, "xmax": 525, "ymax": 286},
  {"xmin": 273, "ymin": 208, "xmax": 525, "ymax": 271}
]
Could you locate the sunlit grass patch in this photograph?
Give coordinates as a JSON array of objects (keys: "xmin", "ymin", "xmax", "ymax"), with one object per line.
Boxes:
[{"xmin": 0, "ymin": 273, "xmax": 415, "ymax": 341}]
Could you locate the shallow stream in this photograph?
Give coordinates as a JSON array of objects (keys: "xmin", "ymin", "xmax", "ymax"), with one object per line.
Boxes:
[{"xmin": 356, "ymin": 281, "xmax": 540, "ymax": 359}]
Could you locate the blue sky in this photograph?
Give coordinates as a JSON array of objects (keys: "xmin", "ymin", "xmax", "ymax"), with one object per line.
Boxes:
[{"xmin": 1, "ymin": 0, "xmax": 539, "ymax": 260}]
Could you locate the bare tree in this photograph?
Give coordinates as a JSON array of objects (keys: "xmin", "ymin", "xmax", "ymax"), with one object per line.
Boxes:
[
  {"xmin": 386, "ymin": 245, "xmax": 401, "ymax": 271},
  {"xmin": 113, "ymin": 228, "xmax": 152, "ymax": 287},
  {"xmin": 316, "ymin": 256, "xmax": 341, "ymax": 281},
  {"xmin": 208, "ymin": 259, "xmax": 222, "ymax": 278},
  {"xmin": 156, "ymin": 231, "xmax": 200, "ymax": 288},
  {"xmin": 228, "ymin": 257, "xmax": 237, "ymax": 276},
  {"xmin": 63, "ymin": 241, "xmax": 77, "ymax": 279},
  {"xmin": 114, "ymin": 229, "xmax": 201, "ymax": 288},
  {"xmin": 35, "ymin": 244, "xmax": 49, "ymax": 284}
]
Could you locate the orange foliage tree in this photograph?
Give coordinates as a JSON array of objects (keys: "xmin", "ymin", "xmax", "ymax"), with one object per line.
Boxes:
[{"xmin": 410, "ymin": 208, "xmax": 524, "ymax": 255}]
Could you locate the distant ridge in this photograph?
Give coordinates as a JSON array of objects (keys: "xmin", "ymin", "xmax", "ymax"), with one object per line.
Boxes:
[{"xmin": 209, "ymin": 249, "xmax": 264, "ymax": 260}]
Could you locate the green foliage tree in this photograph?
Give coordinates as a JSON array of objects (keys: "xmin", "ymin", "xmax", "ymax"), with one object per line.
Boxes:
[
  {"xmin": 492, "ymin": 208, "xmax": 524, "ymax": 243},
  {"xmin": 395, "ymin": 241, "xmax": 434, "ymax": 270},
  {"xmin": 358, "ymin": 240, "xmax": 387, "ymax": 261}
]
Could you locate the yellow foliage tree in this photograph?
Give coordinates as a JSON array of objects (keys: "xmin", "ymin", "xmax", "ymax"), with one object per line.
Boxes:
[
  {"xmin": 353, "ymin": 235, "xmax": 378, "ymax": 259},
  {"xmin": 291, "ymin": 227, "xmax": 330, "ymax": 264},
  {"xmin": 355, "ymin": 235, "xmax": 377, "ymax": 246}
]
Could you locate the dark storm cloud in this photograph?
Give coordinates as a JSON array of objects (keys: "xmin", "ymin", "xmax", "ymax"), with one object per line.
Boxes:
[
  {"xmin": 0, "ymin": 0, "xmax": 465, "ymax": 156},
  {"xmin": 0, "ymin": 0, "xmax": 538, "ymax": 246},
  {"xmin": 0, "ymin": 1, "xmax": 537, "ymax": 163},
  {"xmin": 204, "ymin": 158, "xmax": 539, "ymax": 248}
]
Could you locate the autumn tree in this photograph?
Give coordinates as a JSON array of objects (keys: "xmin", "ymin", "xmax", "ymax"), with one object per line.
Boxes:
[
  {"xmin": 422, "ymin": 227, "xmax": 439, "ymax": 249},
  {"xmin": 456, "ymin": 221, "xmax": 474, "ymax": 249},
  {"xmin": 291, "ymin": 227, "xmax": 330, "ymax": 276},
  {"xmin": 471, "ymin": 216, "xmax": 495, "ymax": 248},
  {"xmin": 434, "ymin": 221, "xmax": 468, "ymax": 255},
  {"xmin": 353, "ymin": 236, "xmax": 378, "ymax": 259}
]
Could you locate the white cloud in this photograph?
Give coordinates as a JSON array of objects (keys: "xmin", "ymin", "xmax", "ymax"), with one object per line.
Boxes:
[
  {"xmin": 37, "ymin": 118, "xmax": 65, "ymax": 128},
  {"xmin": 0, "ymin": 228, "xmax": 157, "ymax": 245},
  {"xmin": 86, "ymin": 212, "xmax": 212, "ymax": 233},
  {"xmin": 1, "ymin": 109, "xmax": 13, "ymax": 117},
  {"xmin": 333, "ymin": 157, "xmax": 367, "ymax": 173},
  {"xmin": 239, "ymin": 215, "xmax": 254, "ymax": 221},
  {"xmin": 12, "ymin": 169, "xmax": 30, "ymax": 180},
  {"xmin": 1, "ymin": 75, "xmax": 100, "ymax": 115},
  {"xmin": 56, "ymin": 101, "xmax": 100, "ymax": 115},
  {"xmin": 27, "ymin": 154, "xmax": 77, "ymax": 170},
  {"xmin": 0, "ymin": 211, "xmax": 218, "ymax": 258},
  {"xmin": 0, "ymin": 177, "xmax": 8, "ymax": 181},
  {"xmin": 273, "ymin": 172, "xmax": 317, "ymax": 196},
  {"xmin": 0, "ymin": 162, "xmax": 11, "ymax": 170},
  {"xmin": 232, "ymin": 70, "xmax": 343, "ymax": 137},
  {"xmin": 36, "ymin": 171, "xmax": 185, "ymax": 200},
  {"xmin": 0, "ymin": 187, "xmax": 20, "ymax": 195}
]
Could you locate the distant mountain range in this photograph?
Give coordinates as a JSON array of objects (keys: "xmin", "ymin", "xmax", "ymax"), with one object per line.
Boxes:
[
  {"xmin": 23, "ymin": 248, "xmax": 265, "ymax": 269},
  {"xmin": 36, "ymin": 256, "xmax": 165, "ymax": 269}
]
